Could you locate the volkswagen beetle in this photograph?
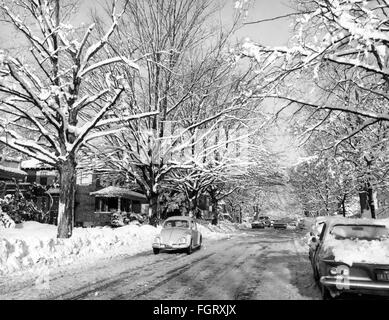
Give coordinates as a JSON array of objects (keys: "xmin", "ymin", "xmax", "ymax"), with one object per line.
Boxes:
[{"xmin": 152, "ymin": 216, "xmax": 202, "ymax": 255}]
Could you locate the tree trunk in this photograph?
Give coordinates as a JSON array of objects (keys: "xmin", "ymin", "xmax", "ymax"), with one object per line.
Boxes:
[
  {"xmin": 359, "ymin": 188, "xmax": 370, "ymax": 218},
  {"xmin": 342, "ymin": 196, "xmax": 346, "ymax": 217},
  {"xmin": 148, "ymin": 192, "xmax": 159, "ymax": 226},
  {"xmin": 367, "ymin": 183, "xmax": 376, "ymax": 219},
  {"xmin": 57, "ymin": 154, "xmax": 76, "ymax": 238},
  {"xmin": 211, "ymin": 198, "xmax": 218, "ymax": 225}
]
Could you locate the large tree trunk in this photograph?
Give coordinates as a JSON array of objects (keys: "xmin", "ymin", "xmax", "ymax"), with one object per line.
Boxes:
[
  {"xmin": 367, "ymin": 183, "xmax": 376, "ymax": 219},
  {"xmin": 148, "ymin": 191, "xmax": 159, "ymax": 226},
  {"xmin": 359, "ymin": 182, "xmax": 376, "ymax": 219},
  {"xmin": 57, "ymin": 154, "xmax": 76, "ymax": 238}
]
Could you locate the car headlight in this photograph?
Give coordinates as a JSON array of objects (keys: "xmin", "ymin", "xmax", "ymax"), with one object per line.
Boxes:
[
  {"xmin": 154, "ymin": 236, "xmax": 161, "ymax": 243},
  {"xmin": 178, "ymin": 237, "xmax": 188, "ymax": 244}
]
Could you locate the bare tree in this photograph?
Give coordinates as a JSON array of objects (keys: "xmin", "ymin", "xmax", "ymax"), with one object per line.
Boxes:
[
  {"xmin": 0, "ymin": 0, "xmax": 155, "ymax": 237},
  {"xmin": 82, "ymin": 0, "xmax": 260, "ymax": 224}
]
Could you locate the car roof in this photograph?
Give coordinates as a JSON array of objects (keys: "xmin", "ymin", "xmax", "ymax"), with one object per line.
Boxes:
[
  {"xmin": 324, "ymin": 217, "xmax": 388, "ymax": 229},
  {"xmin": 165, "ymin": 216, "xmax": 193, "ymax": 222}
]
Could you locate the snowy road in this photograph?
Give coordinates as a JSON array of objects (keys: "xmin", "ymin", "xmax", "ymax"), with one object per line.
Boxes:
[{"xmin": 0, "ymin": 228, "xmax": 321, "ymax": 300}]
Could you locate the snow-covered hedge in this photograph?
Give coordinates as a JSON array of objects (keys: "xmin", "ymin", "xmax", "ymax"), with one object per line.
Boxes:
[{"xmin": 0, "ymin": 208, "xmax": 15, "ymax": 229}]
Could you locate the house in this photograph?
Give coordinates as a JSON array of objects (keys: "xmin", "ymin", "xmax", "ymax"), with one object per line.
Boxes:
[
  {"xmin": 18, "ymin": 159, "xmax": 149, "ymax": 227},
  {"xmin": 0, "ymin": 156, "xmax": 27, "ymax": 183},
  {"xmin": 83, "ymin": 186, "xmax": 148, "ymax": 227}
]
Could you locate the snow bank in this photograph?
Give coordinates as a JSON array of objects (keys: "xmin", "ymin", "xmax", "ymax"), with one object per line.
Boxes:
[
  {"xmin": 0, "ymin": 221, "xmax": 160, "ymax": 275},
  {"xmin": 197, "ymin": 221, "xmax": 240, "ymax": 240},
  {"xmin": 237, "ymin": 221, "xmax": 251, "ymax": 229},
  {"xmin": 0, "ymin": 220, "xmax": 242, "ymax": 276}
]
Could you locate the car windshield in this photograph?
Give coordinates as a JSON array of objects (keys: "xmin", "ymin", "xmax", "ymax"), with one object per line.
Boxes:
[
  {"xmin": 163, "ymin": 220, "xmax": 190, "ymax": 228},
  {"xmin": 330, "ymin": 224, "xmax": 389, "ymax": 241}
]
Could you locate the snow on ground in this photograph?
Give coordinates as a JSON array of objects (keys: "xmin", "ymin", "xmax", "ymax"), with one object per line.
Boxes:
[
  {"xmin": 197, "ymin": 221, "xmax": 244, "ymax": 240},
  {"xmin": 0, "ymin": 220, "xmax": 245, "ymax": 276},
  {"xmin": 0, "ymin": 221, "xmax": 160, "ymax": 276}
]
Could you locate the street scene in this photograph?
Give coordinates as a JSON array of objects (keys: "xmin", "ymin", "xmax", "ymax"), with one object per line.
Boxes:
[
  {"xmin": 2, "ymin": 0, "xmax": 389, "ymax": 301},
  {"xmin": 0, "ymin": 227, "xmax": 320, "ymax": 300}
]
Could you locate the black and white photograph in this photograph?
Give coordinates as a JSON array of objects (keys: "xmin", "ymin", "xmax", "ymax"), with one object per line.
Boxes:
[{"xmin": 1, "ymin": 0, "xmax": 389, "ymax": 307}]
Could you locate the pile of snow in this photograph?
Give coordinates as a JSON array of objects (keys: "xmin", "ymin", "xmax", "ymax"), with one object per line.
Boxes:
[
  {"xmin": 324, "ymin": 235, "xmax": 389, "ymax": 266},
  {"xmin": 237, "ymin": 221, "xmax": 251, "ymax": 229},
  {"xmin": 0, "ymin": 221, "xmax": 160, "ymax": 275},
  {"xmin": 197, "ymin": 220, "xmax": 245, "ymax": 240}
]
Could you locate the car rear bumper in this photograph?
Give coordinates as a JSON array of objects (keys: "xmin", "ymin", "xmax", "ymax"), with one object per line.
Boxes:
[{"xmin": 320, "ymin": 276, "xmax": 389, "ymax": 291}]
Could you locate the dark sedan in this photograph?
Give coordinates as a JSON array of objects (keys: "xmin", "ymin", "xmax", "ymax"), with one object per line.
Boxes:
[
  {"xmin": 309, "ymin": 218, "xmax": 389, "ymax": 299},
  {"xmin": 273, "ymin": 219, "xmax": 288, "ymax": 229},
  {"xmin": 251, "ymin": 220, "xmax": 265, "ymax": 229}
]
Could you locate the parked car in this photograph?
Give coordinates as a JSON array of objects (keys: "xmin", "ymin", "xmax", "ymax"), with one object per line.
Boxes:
[
  {"xmin": 258, "ymin": 216, "xmax": 271, "ymax": 227},
  {"xmin": 287, "ymin": 220, "xmax": 298, "ymax": 229},
  {"xmin": 251, "ymin": 220, "xmax": 265, "ymax": 229},
  {"xmin": 273, "ymin": 219, "xmax": 288, "ymax": 229},
  {"xmin": 152, "ymin": 216, "xmax": 202, "ymax": 255},
  {"xmin": 309, "ymin": 217, "xmax": 389, "ymax": 299},
  {"xmin": 297, "ymin": 219, "xmax": 305, "ymax": 230}
]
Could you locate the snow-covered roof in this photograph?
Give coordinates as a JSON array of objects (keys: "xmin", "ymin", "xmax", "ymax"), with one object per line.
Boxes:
[
  {"xmin": 90, "ymin": 186, "xmax": 147, "ymax": 202},
  {"xmin": 20, "ymin": 159, "xmax": 54, "ymax": 170},
  {"xmin": 0, "ymin": 164, "xmax": 27, "ymax": 179}
]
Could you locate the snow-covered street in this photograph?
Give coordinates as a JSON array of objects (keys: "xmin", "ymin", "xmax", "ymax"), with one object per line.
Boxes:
[{"xmin": 0, "ymin": 228, "xmax": 321, "ymax": 300}]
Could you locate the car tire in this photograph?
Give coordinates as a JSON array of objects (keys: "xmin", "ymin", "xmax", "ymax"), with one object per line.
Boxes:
[
  {"xmin": 186, "ymin": 240, "xmax": 193, "ymax": 255},
  {"xmin": 153, "ymin": 248, "xmax": 160, "ymax": 255}
]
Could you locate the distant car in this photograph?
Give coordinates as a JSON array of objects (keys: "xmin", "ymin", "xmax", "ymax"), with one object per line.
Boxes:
[
  {"xmin": 273, "ymin": 219, "xmax": 288, "ymax": 229},
  {"xmin": 297, "ymin": 219, "xmax": 305, "ymax": 230},
  {"xmin": 258, "ymin": 216, "xmax": 271, "ymax": 227},
  {"xmin": 152, "ymin": 216, "xmax": 202, "ymax": 255},
  {"xmin": 251, "ymin": 220, "xmax": 265, "ymax": 229},
  {"xmin": 287, "ymin": 220, "xmax": 298, "ymax": 229},
  {"xmin": 309, "ymin": 218, "xmax": 389, "ymax": 299}
]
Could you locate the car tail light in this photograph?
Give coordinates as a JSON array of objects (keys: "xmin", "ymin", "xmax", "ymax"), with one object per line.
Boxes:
[{"xmin": 329, "ymin": 267, "xmax": 337, "ymax": 275}]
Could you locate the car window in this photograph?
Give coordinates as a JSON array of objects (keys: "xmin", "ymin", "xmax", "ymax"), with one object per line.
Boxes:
[
  {"xmin": 163, "ymin": 220, "xmax": 189, "ymax": 228},
  {"xmin": 330, "ymin": 224, "xmax": 389, "ymax": 240},
  {"xmin": 319, "ymin": 223, "xmax": 327, "ymax": 241}
]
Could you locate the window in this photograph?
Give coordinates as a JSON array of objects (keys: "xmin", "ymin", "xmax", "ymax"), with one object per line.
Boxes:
[
  {"xmin": 76, "ymin": 171, "xmax": 93, "ymax": 185},
  {"xmin": 39, "ymin": 176, "xmax": 48, "ymax": 185}
]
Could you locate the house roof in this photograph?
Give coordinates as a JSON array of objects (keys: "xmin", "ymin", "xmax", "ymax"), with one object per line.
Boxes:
[
  {"xmin": 21, "ymin": 159, "xmax": 55, "ymax": 170},
  {"xmin": 90, "ymin": 186, "xmax": 147, "ymax": 202},
  {"xmin": 0, "ymin": 164, "xmax": 27, "ymax": 180}
]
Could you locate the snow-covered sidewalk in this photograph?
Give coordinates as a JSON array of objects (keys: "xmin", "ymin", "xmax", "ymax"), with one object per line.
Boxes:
[{"xmin": 0, "ymin": 220, "xmax": 245, "ymax": 276}]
